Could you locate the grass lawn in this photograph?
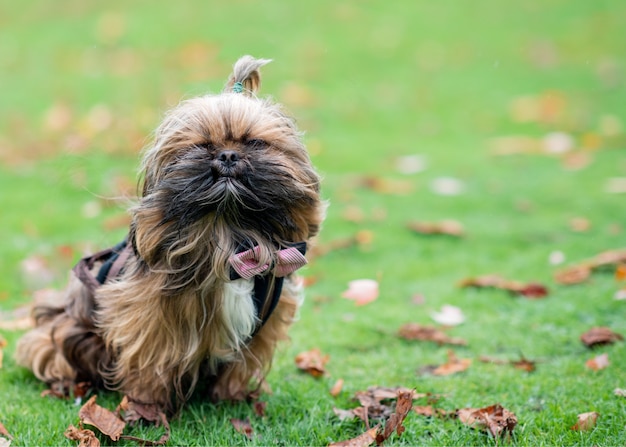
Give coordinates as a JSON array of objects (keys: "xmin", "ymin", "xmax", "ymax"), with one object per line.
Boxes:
[{"xmin": 1, "ymin": 0, "xmax": 625, "ymax": 445}]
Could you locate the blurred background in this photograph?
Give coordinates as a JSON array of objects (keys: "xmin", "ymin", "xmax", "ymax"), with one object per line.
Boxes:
[{"xmin": 2, "ymin": 0, "xmax": 625, "ymax": 316}]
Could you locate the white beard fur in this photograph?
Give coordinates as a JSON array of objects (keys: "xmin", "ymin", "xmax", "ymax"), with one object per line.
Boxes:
[{"xmin": 220, "ymin": 278, "xmax": 258, "ymax": 348}]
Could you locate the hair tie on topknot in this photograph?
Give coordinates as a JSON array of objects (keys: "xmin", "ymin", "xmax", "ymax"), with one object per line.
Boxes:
[
  {"xmin": 232, "ymin": 82, "xmax": 244, "ymax": 94},
  {"xmin": 224, "ymin": 55, "xmax": 272, "ymax": 95}
]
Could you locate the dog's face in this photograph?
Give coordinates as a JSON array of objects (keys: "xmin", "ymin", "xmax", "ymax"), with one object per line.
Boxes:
[{"xmin": 130, "ymin": 90, "xmax": 324, "ymax": 284}]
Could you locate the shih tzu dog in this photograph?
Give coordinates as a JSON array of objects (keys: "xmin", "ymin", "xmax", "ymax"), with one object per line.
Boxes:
[{"xmin": 16, "ymin": 56, "xmax": 325, "ymax": 415}]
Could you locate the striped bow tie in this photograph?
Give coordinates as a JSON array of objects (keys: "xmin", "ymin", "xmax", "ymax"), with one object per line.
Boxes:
[{"xmin": 229, "ymin": 242, "xmax": 307, "ymax": 280}]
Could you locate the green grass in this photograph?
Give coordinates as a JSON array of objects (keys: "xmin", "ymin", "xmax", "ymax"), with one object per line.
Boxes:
[{"xmin": 1, "ymin": 0, "xmax": 626, "ymax": 445}]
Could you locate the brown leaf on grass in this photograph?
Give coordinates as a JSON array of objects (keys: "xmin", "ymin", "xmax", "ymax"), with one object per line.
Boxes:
[
  {"xmin": 478, "ymin": 355, "xmax": 536, "ymax": 372},
  {"xmin": 586, "ymin": 353, "xmax": 609, "ymax": 371},
  {"xmin": 457, "ymin": 404, "xmax": 517, "ymax": 439},
  {"xmin": 407, "ymin": 220, "xmax": 464, "ymax": 237},
  {"xmin": 359, "ymin": 176, "xmax": 414, "ymax": 195},
  {"xmin": 79, "ymin": 396, "xmax": 125, "ymax": 442},
  {"xmin": 253, "ymin": 401, "xmax": 267, "ymax": 417},
  {"xmin": 329, "ymin": 427, "xmax": 379, "ymax": 447},
  {"xmin": 295, "ymin": 348, "xmax": 329, "ymax": 378},
  {"xmin": 397, "ymin": 323, "xmax": 467, "ymax": 346},
  {"xmin": 375, "ymin": 390, "xmax": 413, "ymax": 444},
  {"xmin": 459, "ymin": 274, "xmax": 548, "ymax": 298},
  {"xmin": 355, "ymin": 387, "xmax": 425, "ymax": 407},
  {"xmin": 580, "ymin": 327, "xmax": 623, "ymax": 348},
  {"xmin": 0, "ymin": 336, "xmax": 6, "ymax": 369},
  {"xmin": 64, "ymin": 425, "xmax": 100, "ymax": 447},
  {"xmin": 332, "ymin": 390, "xmax": 415, "ymax": 446},
  {"xmin": 554, "ymin": 265, "xmax": 591, "ymax": 285},
  {"xmin": 342, "ymin": 205, "xmax": 366, "ymax": 223},
  {"xmin": 571, "ymin": 412, "xmax": 599, "ymax": 431},
  {"xmin": 336, "ymin": 387, "xmax": 427, "ymax": 426},
  {"xmin": 330, "ymin": 379, "xmax": 345, "ymax": 397},
  {"xmin": 555, "ymin": 248, "xmax": 626, "ymax": 285},
  {"xmin": 616, "ymin": 264, "xmax": 626, "ymax": 281},
  {"xmin": 230, "ymin": 418, "xmax": 254, "ymax": 440},
  {"xmin": 432, "ymin": 351, "xmax": 471, "ymax": 376},
  {"xmin": 116, "ymin": 395, "xmax": 163, "ymax": 424},
  {"xmin": 0, "ymin": 421, "xmax": 12, "ymax": 440}
]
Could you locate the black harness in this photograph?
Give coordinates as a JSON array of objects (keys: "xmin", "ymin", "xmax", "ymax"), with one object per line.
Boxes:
[{"xmin": 72, "ymin": 239, "xmax": 305, "ymax": 332}]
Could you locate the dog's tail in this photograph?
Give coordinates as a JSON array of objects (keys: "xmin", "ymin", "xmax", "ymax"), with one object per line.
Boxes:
[{"xmin": 224, "ymin": 55, "xmax": 272, "ymax": 95}]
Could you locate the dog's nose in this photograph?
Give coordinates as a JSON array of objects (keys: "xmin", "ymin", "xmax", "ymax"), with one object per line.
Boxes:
[{"xmin": 217, "ymin": 150, "xmax": 240, "ymax": 167}]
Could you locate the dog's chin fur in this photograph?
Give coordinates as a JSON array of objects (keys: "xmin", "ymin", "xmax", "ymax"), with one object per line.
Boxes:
[{"xmin": 15, "ymin": 56, "xmax": 325, "ymax": 414}]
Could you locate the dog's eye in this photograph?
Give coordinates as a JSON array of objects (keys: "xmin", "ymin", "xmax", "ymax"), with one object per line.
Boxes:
[
  {"xmin": 199, "ymin": 142, "xmax": 215, "ymax": 152},
  {"xmin": 246, "ymin": 139, "xmax": 267, "ymax": 150}
]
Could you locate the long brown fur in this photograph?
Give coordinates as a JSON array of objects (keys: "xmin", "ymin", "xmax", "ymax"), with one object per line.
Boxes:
[{"xmin": 16, "ymin": 56, "xmax": 325, "ymax": 414}]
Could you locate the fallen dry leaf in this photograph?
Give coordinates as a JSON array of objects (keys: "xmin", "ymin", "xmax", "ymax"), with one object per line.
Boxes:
[
  {"xmin": 335, "ymin": 387, "xmax": 427, "ymax": 427},
  {"xmin": 580, "ymin": 327, "xmax": 623, "ymax": 348},
  {"xmin": 333, "ymin": 388, "xmax": 418, "ymax": 446},
  {"xmin": 459, "ymin": 274, "xmax": 548, "ymax": 298},
  {"xmin": 0, "ymin": 336, "xmax": 6, "ymax": 369},
  {"xmin": 330, "ymin": 379, "xmax": 345, "ymax": 397},
  {"xmin": 0, "ymin": 421, "xmax": 12, "ymax": 440},
  {"xmin": 116, "ymin": 395, "xmax": 165, "ymax": 425},
  {"xmin": 569, "ymin": 217, "xmax": 591, "ymax": 232},
  {"xmin": 64, "ymin": 425, "xmax": 100, "ymax": 447},
  {"xmin": 355, "ymin": 387, "xmax": 425, "ymax": 407},
  {"xmin": 430, "ymin": 304, "xmax": 465, "ymax": 326},
  {"xmin": 571, "ymin": 411, "xmax": 599, "ymax": 431},
  {"xmin": 342, "ymin": 205, "xmax": 366, "ymax": 223},
  {"xmin": 295, "ymin": 348, "xmax": 329, "ymax": 378},
  {"xmin": 478, "ymin": 355, "xmax": 536, "ymax": 373},
  {"xmin": 253, "ymin": 401, "xmax": 266, "ymax": 417},
  {"xmin": 555, "ymin": 248, "xmax": 626, "ymax": 285},
  {"xmin": 457, "ymin": 404, "xmax": 517, "ymax": 439},
  {"xmin": 616, "ymin": 264, "xmax": 626, "ymax": 281},
  {"xmin": 431, "ymin": 351, "xmax": 472, "ymax": 376},
  {"xmin": 586, "ymin": 353, "xmax": 610, "ymax": 371},
  {"xmin": 554, "ymin": 265, "xmax": 591, "ymax": 285},
  {"xmin": 407, "ymin": 220, "xmax": 464, "ymax": 237},
  {"xmin": 79, "ymin": 396, "xmax": 125, "ymax": 442},
  {"xmin": 359, "ymin": 176, "xmax": 415, "ymax": 195},
  {"xmin": 329, "ymin": 426, "xmax": 378, "ymax": 447},
  {"xmin": 375, "ymin": 390, "xmax": 413, "ymax": 444},
  {"xmin": 342, "ymin": 279, "xmax": 379, "ymax": 306},
  {"xmin": 614, "ymin": 388, "xmax": 626, "ymax": 397},
  {"xmin": 397, "ymin": 323, "xmax": 467, "ymax": 346},
  {"xmin": 230, "ymin": 418, "xmax": 254, "ymax": 440}
]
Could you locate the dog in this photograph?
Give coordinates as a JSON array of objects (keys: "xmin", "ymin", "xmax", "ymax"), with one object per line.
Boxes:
[{"xmin": 16, "ymin": 56, "xmax": 325, "ymax": 416}]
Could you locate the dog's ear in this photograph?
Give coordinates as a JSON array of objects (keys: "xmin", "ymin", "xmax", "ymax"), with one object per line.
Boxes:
[{"xmin": 223, "ymin": 55, "xmax": 272, "ymax": 95}]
